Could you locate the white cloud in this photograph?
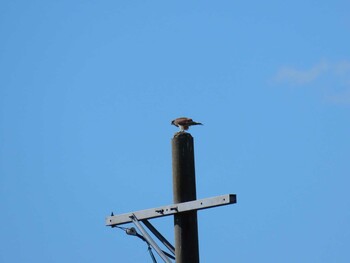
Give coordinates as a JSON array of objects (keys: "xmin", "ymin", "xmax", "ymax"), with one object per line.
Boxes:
[
  {"xmin": 274, "ymin": 61, "xmax": 329, "ymax": 85},
  {"xmin": 327, "ymin": 89, "xmax": 350, "ymax": 105},
  {"xmin": 333, "ymin": 61, "xmax": 350, "ymax": 75},
  {"xmin": 273, "ymin": 60, "xmax": 350, "ymax": 105}
]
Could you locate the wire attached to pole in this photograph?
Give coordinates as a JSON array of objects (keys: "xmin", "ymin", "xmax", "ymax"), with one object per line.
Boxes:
[
  {"xmin": 148, "ymin": 245, "xmax": 157, "ymax": 263},
  {"xmin": 114, "ymin": 226, "xmax": 160, "ymax": 262}
]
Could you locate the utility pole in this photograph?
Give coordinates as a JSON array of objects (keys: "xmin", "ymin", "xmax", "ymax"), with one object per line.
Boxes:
[
  {"xmin": 106, "ymin": 131, "xmax": 237, "ymax": 262},
  {"xmin": 172, "ymin": 132, "xmax": 199, "ymax": 263}
]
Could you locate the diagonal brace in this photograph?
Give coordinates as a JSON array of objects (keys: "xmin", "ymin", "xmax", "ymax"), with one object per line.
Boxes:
[
  {"xmin": 142, "ymin": 219, "xmax": 175, "ymax": 256},
  {"xmin": 130, "ymin": 214, "xmax": 173, "ymax": 263}
]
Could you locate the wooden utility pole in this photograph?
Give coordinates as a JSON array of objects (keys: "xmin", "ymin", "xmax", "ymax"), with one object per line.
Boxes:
[
  {"xmin": 172, "ymin": 132, "xmax": 200, "ymax": 263},
  {"xmin": 106, "ymin": 130, "xmax": 236, "ymax": 263}
]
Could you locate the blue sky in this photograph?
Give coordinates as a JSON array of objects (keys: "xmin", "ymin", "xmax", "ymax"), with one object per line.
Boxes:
[{"xmin": 1, "ymin": 1, "xmax": 350, "ymax": 262}]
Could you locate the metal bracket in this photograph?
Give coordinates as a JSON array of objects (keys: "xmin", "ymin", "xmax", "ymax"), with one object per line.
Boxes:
[
  {"xmin": 142, "ymin": 219, "xmax": 175, "ymax": 256},
  {"xmin": 130, "ymin": 214, "xmax": 173, "ymax": 263},
  {"xmin": 106, "ymin": 194, "xmax": 236, "ymax": 226},
  {"xmin": 107, "ymin": 194, "xmax": 236, "ymax": 262}
]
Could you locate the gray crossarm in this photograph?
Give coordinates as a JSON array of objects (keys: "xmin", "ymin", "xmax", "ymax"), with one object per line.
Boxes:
[{"xmin": 106, "ymin": 194, "xmax": 236, "ymax": 226}]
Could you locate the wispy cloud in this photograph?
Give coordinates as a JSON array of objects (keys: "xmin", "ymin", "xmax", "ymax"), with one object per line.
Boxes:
[
  {"xmin": 273, "ymin": 60, "xmax": 350, "ymax": 105},
  {"xmin": 327, "ymin": 89, "xmax": 350, "ymax": 105},
  {"xmin": 274, "ymin": 61, "xmax": 329, "ymax": 85},
  {"xmin": 333, "ymin": 61, "xmax": 350, "ymax": 75}
]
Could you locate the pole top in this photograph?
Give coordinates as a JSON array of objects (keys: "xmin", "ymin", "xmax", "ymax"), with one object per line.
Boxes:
[{"xmin": 173, "ymin": 132, "xmax": 193, "ymax": 139}]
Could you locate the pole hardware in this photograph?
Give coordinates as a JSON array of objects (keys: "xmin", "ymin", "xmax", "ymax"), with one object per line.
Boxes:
[{"xmin": 106, "ymin": 131, "xmax": 237, "ymax": 262}]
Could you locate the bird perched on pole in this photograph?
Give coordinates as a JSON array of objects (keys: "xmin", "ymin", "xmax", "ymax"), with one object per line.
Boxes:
[{"xmin": 171, "ymin": 117, "xmax": 203, "ymax": 132}]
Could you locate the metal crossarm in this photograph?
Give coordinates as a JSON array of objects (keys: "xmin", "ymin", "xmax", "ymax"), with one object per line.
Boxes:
[{"xmin": 106, "ymin": 194, "xmax": 236, "ymax": 226}]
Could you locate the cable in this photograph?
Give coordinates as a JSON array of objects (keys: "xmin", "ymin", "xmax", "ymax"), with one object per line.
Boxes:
[
  {"xmin": 115, "ymin": 226, "xmax": 161, "ymax": 263},
  {"xmin": 147, "ymin": 245, "xmax": 157, "ymax": 263}
]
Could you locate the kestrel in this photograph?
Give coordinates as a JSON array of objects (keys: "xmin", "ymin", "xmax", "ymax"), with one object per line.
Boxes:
[{"xmin": 171, "ymin": 117, "xmax": 203, "ymax": 132}]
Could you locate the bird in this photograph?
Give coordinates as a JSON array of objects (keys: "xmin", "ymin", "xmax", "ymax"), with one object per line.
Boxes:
[{"xmin": 171, "ymin": 117, "xmax": 203, "ymax": 132}]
